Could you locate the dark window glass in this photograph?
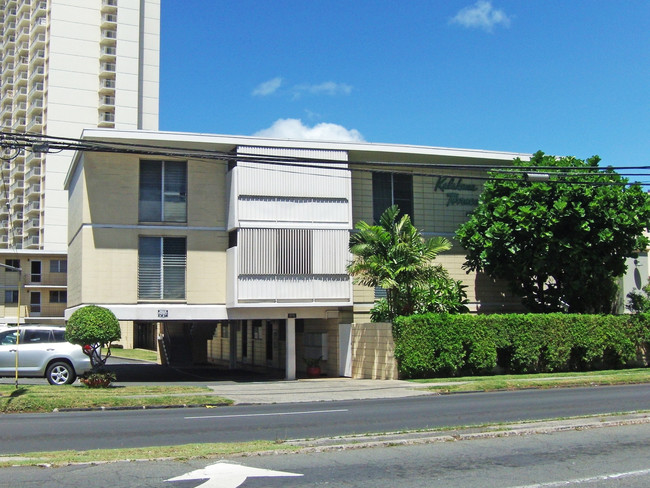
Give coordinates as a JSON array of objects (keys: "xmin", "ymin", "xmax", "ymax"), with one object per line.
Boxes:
[{"xmin": 372, "ymin": 172, "xmax": 414, "ymax": 224}]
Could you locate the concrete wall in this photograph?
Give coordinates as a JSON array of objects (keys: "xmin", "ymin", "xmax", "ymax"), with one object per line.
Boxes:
[{"xmin": 349, "ymin": 322, "xmax": 399, "ymax": 380}]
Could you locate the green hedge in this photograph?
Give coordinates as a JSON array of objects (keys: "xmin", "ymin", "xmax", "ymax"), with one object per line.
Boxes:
[{"xmin": 392, "ymin": 313, "xmax": 650, "ymax": 379}]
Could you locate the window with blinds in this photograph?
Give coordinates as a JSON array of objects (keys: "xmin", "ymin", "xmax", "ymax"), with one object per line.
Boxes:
[
  {"xmin": 138, "ymin": 236, "xmax": 186, "ymax": 300},
  {"xmin": 139, "ymin": 160, "xmax": 187, "ymax": 222}
]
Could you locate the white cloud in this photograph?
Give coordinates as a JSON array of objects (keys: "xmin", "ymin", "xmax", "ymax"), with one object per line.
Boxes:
[
  {"xmin": 253, "ymin": 119, "xmax": 365, "ymax": 142},
  {"xmin": 293, "ymin": 81, "xmax": 353, "ymax": 97},
  {"xmin": 252, "ymin": 77, "xmax": 283, "ymax": 96},
  {"xmin": 450, "ymin": 1, "xmax": 511, "ymax": 32}
]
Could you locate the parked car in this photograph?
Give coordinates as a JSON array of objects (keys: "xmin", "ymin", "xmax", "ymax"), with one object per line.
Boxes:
[{"xmin": 0, "ymin": 325, "xmax": 92, "ymax": 385}]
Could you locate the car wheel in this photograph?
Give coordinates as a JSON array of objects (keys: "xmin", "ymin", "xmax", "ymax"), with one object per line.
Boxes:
[{"xmin": 46, "ymin": 361, "xmax": 76, "ymax": 385}]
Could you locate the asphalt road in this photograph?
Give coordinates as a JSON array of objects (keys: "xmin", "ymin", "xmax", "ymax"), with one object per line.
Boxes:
[
  {"xmin": 3, "ymin": 421, "xmax": 650, "ymax": 487},
  {"xmin": 2, "ymin": 384, "xmax": 650, "ymax": 454}
]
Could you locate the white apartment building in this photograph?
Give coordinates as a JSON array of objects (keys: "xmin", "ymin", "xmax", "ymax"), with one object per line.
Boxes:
[{"xmin": 0, "ymin": 0, "xmax": 159, "ymax": 324}]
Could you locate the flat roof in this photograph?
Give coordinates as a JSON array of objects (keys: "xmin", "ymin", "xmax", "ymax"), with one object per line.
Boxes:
[{"xmin": 65, "ymin": 128, "xmax": 531, "ymax": 188}]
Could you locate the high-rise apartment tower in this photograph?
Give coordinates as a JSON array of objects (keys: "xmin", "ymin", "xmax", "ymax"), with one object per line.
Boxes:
[
  {"xmin": 0, "ymin": 0, "xmax": 159, "ymax": 325},
  {"xmin": 0, "ymin": 0, "xmax": 160, "ymax": 251}
]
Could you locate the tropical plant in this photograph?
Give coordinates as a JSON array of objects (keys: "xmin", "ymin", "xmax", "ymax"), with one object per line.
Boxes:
[
  {"xmin": 627, "ymin": 284, "xmax": 650, "ymax": 313},
  {"xmin": 456, "ymin": 151, "xmax": 650, "ymax": 313},
  {"xmin": 348, "ymin": 205, "xmax": 465, "ymax": 321},
  {"xmin": 66, "ymin": 305, "xmax": 121, "ymax": 370}
]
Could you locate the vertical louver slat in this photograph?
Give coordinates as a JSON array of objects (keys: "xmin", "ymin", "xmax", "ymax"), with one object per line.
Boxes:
[
  {"xmin": 162, "ymin": 237, "xmax": 186, "ymax": 299},
  {"xmin": 138, "ymin": 236, "xmax": 186, "ymax": 300},
  {"xmin": 138, "ymin": 236, "xmax": 162, "ymax": 299}
]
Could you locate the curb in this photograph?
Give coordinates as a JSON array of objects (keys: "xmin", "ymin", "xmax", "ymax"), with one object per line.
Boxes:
[
  {"xmin": 53, "ymin": 402, "xmax": 231, "ymax": 413},
  {"xmin": 284, "ymin": 412, "xmax": 650, "ymax": 452}
]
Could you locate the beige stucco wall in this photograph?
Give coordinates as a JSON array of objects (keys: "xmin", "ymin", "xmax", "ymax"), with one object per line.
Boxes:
[
  {"xmin": 350, "ymin": 322, "xmax": 399, "ymax": 380},
  {"xmin": 69, "ymin": 152, "xmax": 230, "ymax": 306}
]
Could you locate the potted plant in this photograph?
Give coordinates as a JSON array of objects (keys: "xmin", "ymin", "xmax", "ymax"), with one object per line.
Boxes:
[{"xmin": 304, "ymin": 356, "xmax": 322, "ymax": 378}]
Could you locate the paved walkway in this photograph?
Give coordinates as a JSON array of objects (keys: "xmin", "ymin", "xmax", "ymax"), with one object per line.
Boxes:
[{"xmin": 204, "ymin": 378, "xmax": 437, "ymax": 404}]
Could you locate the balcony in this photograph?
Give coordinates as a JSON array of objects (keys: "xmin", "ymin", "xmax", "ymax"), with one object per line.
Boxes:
[
  {"xmin": 17, "ymin": 41, "xmax": 28, "ymax": 55},
  {"xmin": 100, "ymin": 62, "xmax": 116, "ymax": 74},
  {"xmin": 17, "ymin": 27, "xmax": 29, "ymax": 43},
  {"xmin": 10, "ymin": 163, "xmax": 24, "ymax": 178},
  {"xmin": 11, "ymin": 117, "xmax": 26, "ymax": 130},
  {"xmin": 25, "ymin": 151, "xmax": 41, "ymax": 168},
  {"xmin": 101, "ymin": 13, "xmax": 117, "ymax": 28},
  {"xmin": 102, "ymin": 0, "xmax": 118, "ymax": 10},
  {"xmin": 24, "ymin": 217, "xmax": 39, "ymax": 232},
  {"xmin": 34, "ymin": 1, "xmax": 47, "ymax": 14},
  {"xmin": 10, "ymin": 225, "xmax": 22, "ymax": 238},
  {"xmin": 99, "ymin": 77, "xmax": 116, "ymax": 93},
  {"xmin": 15, "ymin": 70, "xmax": 28, "ymax": 88},
  {"xmin": 17, "ymin": 1, "xmax": 30, "ymax": 17},
  {"xmin": 0, "ymin": 205, "xmax": 7, "ymax": 218},
  {"xmin": 98, "ymin": 111, "xmax": 115, "ymax": 127},
  {"xmin": 24, "ymin": 234, "xmax": 39, "ymax": 249},
  {"xmin": 14, "ymin": 85, "xmax": 27, "ymax": 100},
  {"xmin": 26, "ymin": 115, "xmax": 42, "ymax": 132},
  {"xmin": 28, "ymin": 82, "xmax": 43, "ymax": 100},
  {"xmin": 27, "ymin": 99, "xmax": 43, "ymax": 116},
  {"xmin": 11, "ymin": 194, "xmax": 23, "ymax": 207},
  {"xmin": 25, "ymin": 165, "xmax": 40, "ymax": 183},
  {"xmin": 17, "ymin": 13, "xmax": 29, "ymax": 28},
  {"xmin": 24, "ymin": 199, "xmax": 39, "ymax": 215},
  {"xmin": 31, "ymin": 17, "xmax": 47, "ymax": 35},
  {"xmin": 99, "ymin": 95, "xmax": 115, "ymax": 109},
  {"xmin": 10, "ymin": 180, "xmax": 24, "ymax": 194},
  {"xmin": 30, "ymin": 32, "xmax": 46, "ymax": 49},
  {"xmin": 100, "ymin": 45, "xmax": 116, "ymax": 61},
  {"xmin": 14, "ymin": 100, "xmax": 27, "ymax": 113},
  {"xmin": 6, "ymin": 7, "xmax": 17, "ymax": 20},
  {"xmin": 25, "ymin": 183, "xmax": 40, "ymax": 200}
]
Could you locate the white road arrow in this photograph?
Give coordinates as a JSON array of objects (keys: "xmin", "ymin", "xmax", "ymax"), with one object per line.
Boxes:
[{"xmin": 166, "ymin": 461, "xmax": 303, "ymax": 488}]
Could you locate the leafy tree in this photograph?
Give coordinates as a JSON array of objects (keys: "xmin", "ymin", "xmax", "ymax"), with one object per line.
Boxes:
[
  {"xmin": 66, "ymin": 305, "xmax": 121, "ymax": 369},
  {"xmin": 348, "ymin": 205, "xmax": 467, "ymax": 321},
  {"xmin": 456, "ymin": 151, "xmax": 650, "ymax": 313}
]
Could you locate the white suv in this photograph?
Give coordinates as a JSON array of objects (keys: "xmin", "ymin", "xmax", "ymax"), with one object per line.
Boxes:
[{"xmin": 0, "ymin": 326, "xmax": 92, "ymax": 385}]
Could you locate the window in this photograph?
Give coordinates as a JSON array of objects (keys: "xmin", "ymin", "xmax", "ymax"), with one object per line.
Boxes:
[
  {"xmin": 50, "ymin": 260, "xmax": 67, "ymax": 273},
  {"xmin": 31, "ymin": 261, "xmax": 41, "ymax": 283},
  {"xmin": 138, "ymin": 236, "xmax": 186, "ymax": 300},
  {"xmin": 49, "ymin": 290, "xmax": 67, "ymax": 303},
  {"xmin": 4, "ymin": 290, "xmax": 18, "ymax": 303},
  {"xmin": 372, "ymin": 172, "xmax": 414, "ymax": 224},
  {"xmin": 24, "ymin": 329, "xmax": 51, "ymax": 343},
  {"xmin": 30, "ymin": 292, "xmax": 40, "ymax": 313},
  {"xmin": 139, "ymin": 160, "xmax": 187, "ymax": 222},
  {"xmin": 5, "ymin": 259, "xmax": 19, "ymax": 271}
]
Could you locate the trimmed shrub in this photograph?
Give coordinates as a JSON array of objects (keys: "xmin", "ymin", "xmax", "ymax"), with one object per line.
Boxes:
[{"xmin": 392, "ymin": 313, "xmax": 650, "ymax": 379}]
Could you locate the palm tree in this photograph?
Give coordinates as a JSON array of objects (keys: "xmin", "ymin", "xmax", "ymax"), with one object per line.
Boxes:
[{"xmin": 348, "ymin": 205, "xmax": 453, "ymax": 321}]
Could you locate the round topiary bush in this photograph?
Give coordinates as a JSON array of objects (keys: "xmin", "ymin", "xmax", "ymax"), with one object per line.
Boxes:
[{"xmin": 66, "ymin": 305, "xmax": 121, "ymax": 369}]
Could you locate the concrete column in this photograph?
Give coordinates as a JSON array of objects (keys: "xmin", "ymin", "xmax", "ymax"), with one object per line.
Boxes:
[
  {"xmin": 229, "ymin": 320, "xmax": 237, "ymax": 370},
  {"xmin": 286, "ymin": 316, "xmax": 296, "ymax": 380}
]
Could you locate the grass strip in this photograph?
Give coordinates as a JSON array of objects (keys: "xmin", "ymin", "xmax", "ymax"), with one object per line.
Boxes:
[
  {"xmin": 109, "ymin": 348, "xmax": 159, "ymax": 362},
  {"xmin": 411, "ymin": 368, "xmax": 650, "ymax": 393},
  {"xmin": 0, "ymin": 441, "xmax": 297, "ymax": 468},
  {"xmin": 0, "ymin": 385, "xmax": 231, "ymax": 413}
]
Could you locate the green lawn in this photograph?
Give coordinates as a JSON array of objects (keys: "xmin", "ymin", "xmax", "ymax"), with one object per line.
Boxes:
[
  {"xmin": 411, "ymin": 368, "xmax": 650, "ymax": 393},
  {"xmin": 110, "ymin": 347, "xmax": 159, "ymax": 362},
  {"xmin": 0, "ymin": 384, "xmax": 231, "ymax": 413}
]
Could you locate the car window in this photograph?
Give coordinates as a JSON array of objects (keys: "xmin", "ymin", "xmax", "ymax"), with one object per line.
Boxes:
[
  {"xmin": 52, "ymin": 330, "xmax": 66, "ymax": 343},
  {"xmin": 23, "ymin": 329, "xmax": 53, "ymax": 344},
  {"xmin": 0, "ymin": 330, "xmax": 19, "ymax": 345}
]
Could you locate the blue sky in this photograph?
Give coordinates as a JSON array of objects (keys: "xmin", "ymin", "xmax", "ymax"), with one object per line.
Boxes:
[{"xmin": 160, "ymin": 1, "xmax": 649, "ymax": 175}]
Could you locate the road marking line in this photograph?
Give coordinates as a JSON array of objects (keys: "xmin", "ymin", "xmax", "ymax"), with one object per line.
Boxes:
[
  {"xmin": 184, "ymin": 408, "xmax": 348, "ymax": 420},
  {"xmin": 507, "ymin": 468, "xmax": 650, "ymax": 487}
]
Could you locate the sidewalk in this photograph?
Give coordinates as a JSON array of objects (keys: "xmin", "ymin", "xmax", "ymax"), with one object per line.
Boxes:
[
  {"xmin": 203, "ymin": 378, "xmax": 437, "ymax": 404},
  {"xmin": 107, "ymin": 359, "xmax": 439, "ymax": 405}
]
